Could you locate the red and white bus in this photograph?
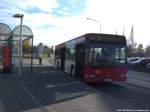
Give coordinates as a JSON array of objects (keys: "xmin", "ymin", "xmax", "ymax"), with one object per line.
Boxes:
[{"xmin": 55, "ymin": 33, "xmax": 127, "ymax": 82}]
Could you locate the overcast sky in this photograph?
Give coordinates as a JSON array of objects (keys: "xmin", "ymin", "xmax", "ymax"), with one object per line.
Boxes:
[{"xmin": 0, "ymin": 0, "xmax": 150, "ymax": 47}]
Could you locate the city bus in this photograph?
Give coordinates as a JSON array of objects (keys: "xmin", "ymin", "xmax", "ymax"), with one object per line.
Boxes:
[{"xmin": 55, "ymin": 33, "xmax": 127, "ymax": 82}]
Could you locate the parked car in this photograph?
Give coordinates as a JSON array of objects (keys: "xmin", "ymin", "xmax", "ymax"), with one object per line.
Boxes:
[
  {"xmin": 127, "ymin": 57, "xmax": 140, "ymax": 66},
  {"xmin": 146, "ymin": 63, "xmax": 150, "ymax": 69},
  {"xmin": 130, "ymin": 58, "xmax": 150, "ymax": 69}
]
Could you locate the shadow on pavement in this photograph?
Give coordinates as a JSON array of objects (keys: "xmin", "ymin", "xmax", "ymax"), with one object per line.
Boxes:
[
  {"xmin": 20, "ymin": 66, "xmax": 93, "ymax": 105},
  {"xmin": 0, "ymin": 74, "xmax": 38, "ymax": 112},
  {"xmin": 0, "ymin": 66, "xmax": 93, "ymax": 112}
]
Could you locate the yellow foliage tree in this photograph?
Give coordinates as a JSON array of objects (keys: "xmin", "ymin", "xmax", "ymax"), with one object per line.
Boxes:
[{"xmin": 23, "ymin": 39, "xmax": 31, "ymax": 50}]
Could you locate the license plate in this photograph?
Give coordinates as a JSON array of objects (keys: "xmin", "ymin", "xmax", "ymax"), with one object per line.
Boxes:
[{"xmin": 105, "ymin": 79, "xmax": 112, "ymax": 82}]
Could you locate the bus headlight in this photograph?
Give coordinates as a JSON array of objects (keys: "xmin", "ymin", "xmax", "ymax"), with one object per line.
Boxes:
[{"xmin": 95, "ymin": 70, "xmax": 101, "ymax": 74}]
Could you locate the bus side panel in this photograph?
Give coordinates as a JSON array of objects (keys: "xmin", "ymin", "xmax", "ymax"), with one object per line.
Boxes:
[{"xmin": 64, "ymin": 60, "xmax": 75, "ymax": 76}]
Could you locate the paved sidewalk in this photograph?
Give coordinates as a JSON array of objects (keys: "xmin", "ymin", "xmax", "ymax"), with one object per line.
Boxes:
[
  {"xmin": 0, "ymin": 72, "xmax": 38, "ymax": 112},
  {"xmin": 17, "ymin": 66, "xmax": 93, "ymax": 112},
  {"xmin": 0, "ymin": 62, "xmax": 140, "ymax": 112},
  {"xmin": 18, "ymin": 66, "xmax": 138, "ymax": 112}
]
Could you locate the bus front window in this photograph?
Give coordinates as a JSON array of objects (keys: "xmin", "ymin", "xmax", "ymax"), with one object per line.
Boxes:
[{"xmin": 88, "ymin": 45, "xmax": 126, "ymax": 67}]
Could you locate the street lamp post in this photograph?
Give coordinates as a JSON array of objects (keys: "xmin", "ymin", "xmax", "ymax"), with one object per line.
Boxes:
[
  {"xmin": 86, "ymin": 17, "xmax": 101, "ymax": 33},
  {"xmin": 13, "ymin": 14, "xmax": 24, "ymax": 76}
]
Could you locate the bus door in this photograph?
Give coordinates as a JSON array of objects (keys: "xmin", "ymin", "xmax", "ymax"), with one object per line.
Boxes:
[
  {"xmin": 0, "ymin": 45, "xmax": 2, "ymax": 72},
  {"xmin": 75, "ymin": 44, "xmax": 84, "ymax": 77},
  {"xmin": 60, "ymin": 48, "xmax": 65, "ymax": 71}
]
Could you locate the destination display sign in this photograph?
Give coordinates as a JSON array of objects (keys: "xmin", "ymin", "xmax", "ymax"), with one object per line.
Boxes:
[{"xmin": 87, "ymin": 34, "xmax": 126, "ymax": 43}]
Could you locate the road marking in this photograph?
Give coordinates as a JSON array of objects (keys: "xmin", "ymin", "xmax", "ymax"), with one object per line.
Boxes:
[
  {"xmin": 46, "ymin": 84, "xmax": 56, "ymax": 88},
  {"xmin": 14, "ymin": 75, "xmax": 49, "ymax": 112},
  {"xmin": 58, "ymin": 82, "xmax": 80, "ymax": 87}
]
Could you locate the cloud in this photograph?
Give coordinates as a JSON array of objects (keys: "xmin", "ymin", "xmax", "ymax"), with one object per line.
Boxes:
[
  {"xmin": 67, "ymin": 0, "xmax": 80, "ymax": 5},
  {"xmin": 26, "ymin": 0, "xmax": 59, "ymax": 12},
  {"xmin": 24, "ymin": 13, "xmax": 98, "ymax": 46},
  {"xmin": 83, "ymin": 0, "xmax": 150, "ymax": 46},
  {"xmin": 56, "ymin": 10, "xmax": 70, "ymax": 16},
  {"xmin": 0, "ymin": 0, "xmax": 150, "ymax": 47},
  {"xmin": 62, "ymin": 7, "xmax": 70, "ymax": 11},
  {"xmin": 0, "ymin": 0, "xmax": 93, "ymax": 46}
]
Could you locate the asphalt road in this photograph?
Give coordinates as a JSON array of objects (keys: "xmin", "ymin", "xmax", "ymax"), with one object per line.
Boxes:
[{"xmin": 0, "ymin": 66, "xmax": 150, "ymax": 112}]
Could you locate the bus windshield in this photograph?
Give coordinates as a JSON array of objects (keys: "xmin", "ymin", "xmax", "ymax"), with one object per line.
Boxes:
[{"xmin": 87, "ymin": 44, "xmax": 126, "ymax": 67}]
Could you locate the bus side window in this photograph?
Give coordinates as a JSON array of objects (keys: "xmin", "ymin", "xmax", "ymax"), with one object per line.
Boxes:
[{"xmin": 85, "ymin": 48, "xmax": 89, "ymax": 65}]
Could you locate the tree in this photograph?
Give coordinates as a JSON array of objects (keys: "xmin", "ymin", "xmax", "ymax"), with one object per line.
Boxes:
[
  {"xmin": 136, "ymin": 43, "xmax": 144, "ymax": 57},
  {"xmin": 145, "ymin": 45, "xmax": 150, "ymax": 56},
  {"xmin": 23, "ymin": 39, "xmax": 31, "ymax": 53}
]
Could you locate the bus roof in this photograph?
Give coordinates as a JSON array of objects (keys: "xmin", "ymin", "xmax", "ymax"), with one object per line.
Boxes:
[{"xmin": 55, "ymin": 33, "xmax": 126, "ymax": 49}]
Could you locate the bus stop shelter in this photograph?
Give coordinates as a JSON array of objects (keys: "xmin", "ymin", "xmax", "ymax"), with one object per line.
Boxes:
[
  {"xmin": 12, "ymin": 25, "xmax": 33, "ymax": 73},
  {"xmin": 0, "ymin": 23, "xmax": 33, "ymax": 73},
  {"xmin": 0, "ymin": 23, "xmax": 12, "ymax": 72}
]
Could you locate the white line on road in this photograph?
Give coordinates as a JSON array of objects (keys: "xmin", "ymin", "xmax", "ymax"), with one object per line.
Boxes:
[
  {"xmin": 46, "ymin": 84, "xmax": 56, "ymax": 88},
  {"xmin": 58, "ymin": 82, "xmax": 80, "ymax": 87}
]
